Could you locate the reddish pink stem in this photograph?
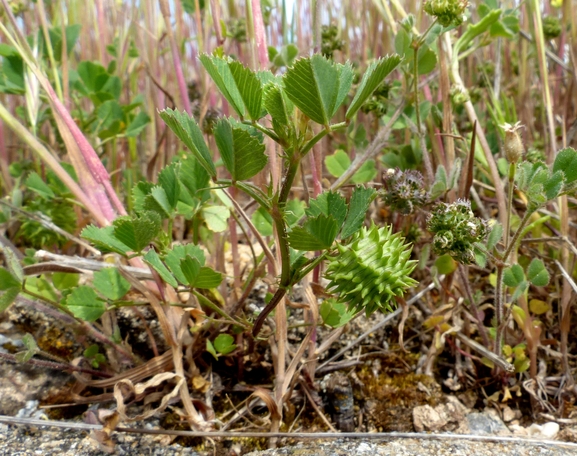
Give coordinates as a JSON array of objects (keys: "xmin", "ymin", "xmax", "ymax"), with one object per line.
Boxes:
[{"xmin": 251, "ymin": 0, "xmax": 269, "ymax": 69}]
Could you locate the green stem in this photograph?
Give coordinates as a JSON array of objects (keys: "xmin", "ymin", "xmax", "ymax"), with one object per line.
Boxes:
[
  {"xmin": 191, "ymin": 290, "xmax": 248, "ymax": 329},
  {"xmin": 246, "ymin": 121, "xmax": 281, "ymax": 143},
  {"xmin": 505, "ymin": 163, "xmax": 516, "ymax": 249},
  {"xmin": 494, "ymin": 209, "xmax": 534, "ymax": 355},
  {"xmin": 301, "ymin": 122, "xmax": 347, "ymax": 157}
]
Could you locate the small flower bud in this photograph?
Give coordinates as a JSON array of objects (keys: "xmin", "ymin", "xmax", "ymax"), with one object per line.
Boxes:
[
  {"xmin": 423, "ymin": 0, "xmax": 468, "ymax": 27},
  {"xmin": 502, "ymin": 122, "xmax": 524, "ymax": 164}
]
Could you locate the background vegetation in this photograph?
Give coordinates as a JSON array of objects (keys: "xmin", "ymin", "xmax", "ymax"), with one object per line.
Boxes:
[{"xmin": 0, "ymin": 0, "xmax": 576, "ymax": 450}]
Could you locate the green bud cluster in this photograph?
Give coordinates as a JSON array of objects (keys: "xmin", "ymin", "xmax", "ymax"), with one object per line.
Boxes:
[
  {"xmin": 321, "ymin": 25, "xmax": 345, "ymax": 60},
  {"xmin": 427, "ymin": 199, "xmax": 488, "ymax": 264},
  {"xmin": 542, "ymin": 16, "xmax": 562, "ymax": 40},
  {"xmin": 361, "ymin": 82, "xmax": 391, "ymax": 117},
  {"xmin": 423, "ymin": 0, "xmax": 468, "ymax": 27},
  {"xmin": 382, "ymin": 169, "xmax": 427, "ymax": 215},
  {"xmin": 325, "ymin": 224, "xmax": 418, "ymax": 316}
]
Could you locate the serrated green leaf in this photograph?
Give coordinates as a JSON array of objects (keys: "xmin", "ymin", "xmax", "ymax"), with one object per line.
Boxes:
[
  {"xmin": 346, "ymin": 55, "xmax": 402, "ymax": 119},
  {"xmin": 159, "ymin": 109, "xmax": 216, "ymax": 177},
  {"xmin": 288, "ymin": 215, "xmax": 339, "ymax": 251},
  {"xmin": 125, "ymin": 111, "xmax": 150, "ymax": 137},
  {"xmin": 544, "ymin": 170, "xmax": 564, "ymax": 201},
  {"xmin": 199, "ymin": 54, "xmax": 246, "ymax": 118},
  {"xmin": 93, "ymin": 268, "xmax": 131, "ymax": 300},
  {"xmin": 179, "ymin": 155, "xmax": 210, "ymax": 202},
  {"xmin": 81, "ymin": 225, "xmax": 131, "ymax": 255},
  {"xmin": 335, "ymin": 62, "xmax": 354, "ymax": 113},
  {"xmin": 351, "ymin": 159, "xmax": 377, "ymax": 184},
  {"xmin": 325, "ymin": 150, "xmax": 351, "ymax": 178},
  {"xmin": 285, "ymin": 199, "xmax": 306, "ymax": 227},
  {"xmin": 213, "ymin": 333, "xmax": 236, "ymax": 355},
  {"xmin": 180, "ymin": 255, "xmax": 202, "ymax": 286},
  {"xmin": 263, "ymin": 82, "xmax": 293, "ymax": 126},
  {"xmin": 283, "ymin": 55, "xmax": 340, "ymax": 125},
  {"xmin": 553, "ymin": 147, "xmax": 577, "ymax": 186},
  {"xmin": 526, "ymin": 258, "xmax": 550, "ymax": 287},
  {"xmin": 306, "ymin": 192, "xmax": 347, "ymax": 228},
  {"xmin": 158, "ymin": 163, "xmax": 181, "ymax": 209},
  {"xmin": 229, "ymin": 60, "xmax": 263, "ymax": 120},
  {"xmin": 503, "ymin": 264, "xmax": 525, "ymax": 287},
  {"xmin": 25, "ymin": 172, "xmax": 54, "ymax": 198},
  {"xmin": 202, "ymin": 205, "xmax": 230, "ymax": 232},
  {"xmin": 144, "ymin": 185, "xmax": 173, "ymax": 217},
  {"xmin": 112, "ymin": 211, "xmax": 162, "ymax": 252},
  {"xmin": 0, "ymin": 267, "xmax": 21, "ymax": 312},
  {"xmin": 194, "ymin": 267, "xmax": 223, "ymax": 289},
  {"xmin": 341, "ymin": 187, "xmax": 376, "ymax": 239},
  {"xmin": 52, "ymin": 272, "xmax": 79, "ymax": 291},
  {"xmin": 65, "ymin": 286, "xmax": 106, "ymax": 322},
  {"xmin": 252, "ymin": 207, "xmax": 274, "ymax": 236},
  {"xmin": 164, "ymin": 244, "xmax": 205, "ymax": 285},
  {"xmin": 143, "ymin": 249, "xmax": 178, "ymax": 288},
  {"xmin": 132, "ymin": 181, "xmax": 155, "ymax": 213},
  {"xmin": 486, "ymin": 222, "xmax": 503, "ymax": 251},
  {"xmin": 214, "ymin": 119, "xmax": 267, "ymax": 181}
]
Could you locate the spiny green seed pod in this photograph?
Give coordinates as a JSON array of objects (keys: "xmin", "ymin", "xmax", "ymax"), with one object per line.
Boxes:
[
  {"xmin": 502, "ymin": 122, "xmax": 524, "ymax": 164},
  {"xmin": 325, "ymin": 224, "xmax": 418, "ymax": 316},
  {"xmin": 427, "ymin": 199, "xmax": 488, "ymax": 264},
  {"xmin": 423, "ymin": 0, "xmax": 468, "ymax": 27}
]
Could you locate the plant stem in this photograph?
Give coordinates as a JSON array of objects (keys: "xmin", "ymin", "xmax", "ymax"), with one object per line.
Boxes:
[{"xmin": 505, "ymin": 163, "xmax": 516, "ymax": 249}]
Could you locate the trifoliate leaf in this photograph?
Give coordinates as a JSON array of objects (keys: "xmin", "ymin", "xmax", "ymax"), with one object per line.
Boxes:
[
  {"xmin": 526, "ymin": 258, "xmax": 550, "ymax": 287},
  {"xmin": 263, "ymin": 82, "xmax": 294, "ymax": 126}
]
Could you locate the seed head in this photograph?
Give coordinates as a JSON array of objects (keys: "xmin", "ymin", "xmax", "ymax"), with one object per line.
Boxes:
[
  {"xmin": 423, "ymin": 0, "xmax": 468, "ymax": 27},
  {"xmin": 502, "ymin": 122, "xmax": 524, "ymax": 164},
  {"xmin": 427, "ymin": 199, "xmax": 488, "ymax": 264},
  {"xmin": 325, "ymin": 224, "xmax": 417, "ymax": 316}
]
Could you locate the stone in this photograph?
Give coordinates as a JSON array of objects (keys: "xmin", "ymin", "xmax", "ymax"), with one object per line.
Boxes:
[{"xmin": 466, "ymin": 409, "xmax": 511, "ymax": 436}]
